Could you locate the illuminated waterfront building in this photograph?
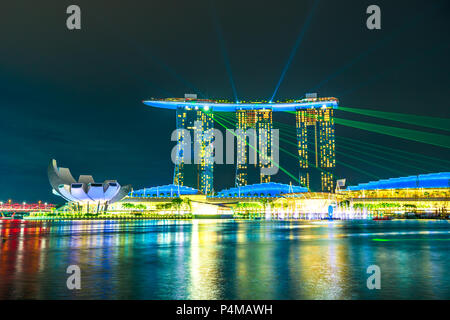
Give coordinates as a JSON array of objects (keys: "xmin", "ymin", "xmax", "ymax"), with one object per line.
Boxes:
[
  {"xmin": 341, "ymin": 172, "xmax": 450, "ymax": 214},
  {"xmin": 296, "ymin": 102, "xmax": 336, "ymax": 192},
  {"xmin": 235, "ymin": 109, "xmax": 250, "ymax": 186},
  {"xmin": 47, "ymin": 159, "xmax": 131, "ymax": 212},
  {"xmin": 235, "ymin": 109, "xmax": 273, "ymax": 186},
  {"xmin": 106, "ymin": 173, "xmax": 448, "ymax": 218},
  {"xmin": 144, "ymin": 94, "xmax": 338, "ymax": 193},
  {"xmin": 173, "ymin": 104, "xmax": 214, "ymax": 194},
  {"xmin": 217, "ymin": 182, "xmax": 307, "ymax": 198},
  {"xmin": 129, "ymin": 184, "xmax": 199, "ymax": 198}
]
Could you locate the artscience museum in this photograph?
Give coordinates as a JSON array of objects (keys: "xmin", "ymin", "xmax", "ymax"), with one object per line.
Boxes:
[{"xmin": 48, "ymin": 159, "xmax": 131, "ymax": 212}]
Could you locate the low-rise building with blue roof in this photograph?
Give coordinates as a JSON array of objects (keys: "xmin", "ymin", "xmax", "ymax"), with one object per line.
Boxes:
[
  {"xmin": 216, "ymin": 182, "xmax": 308, "ymax": 198},
  {"xmin": 345, "ymin": 172, "xmax": 450, "ymax": 191},
  {"xmin": 341, "ymin": 173, "xmax": 450, "ymax": 216},
  {"xmin": 128, "ymin": 184, "xmax": 199, "ymax": 198}
]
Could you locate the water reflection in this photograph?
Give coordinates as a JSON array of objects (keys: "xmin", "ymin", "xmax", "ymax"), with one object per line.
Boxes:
[{"xmin": 0, "ymin": 219, "xmax": 449, "ymax": 299}]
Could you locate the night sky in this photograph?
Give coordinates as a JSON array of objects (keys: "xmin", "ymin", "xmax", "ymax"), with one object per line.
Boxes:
[{"xmin": 1, "ymin": 0, "xmax": 449, "ymax": 203}]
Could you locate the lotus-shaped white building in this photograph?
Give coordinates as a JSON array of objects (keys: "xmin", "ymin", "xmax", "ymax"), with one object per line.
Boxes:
[{"xmin": 48, "ymin": 159, "xmax": 131, "ymax": 208}]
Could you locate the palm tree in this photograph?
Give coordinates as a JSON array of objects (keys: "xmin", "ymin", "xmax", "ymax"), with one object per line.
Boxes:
[
  {"xmin": 259, "ymin": 198, "xmax": 273, "ymax": 211},
  {"xmin": 182, "ymin": 198, "xmax": 192, "ymax": 213},
  {"xmin": 171, "ymin": 197, "xmax": 183, "ymax": 214},
  {"xmin": 122, "ymin": 203, "xmax": 135, "ymax": 210},
  {"xmin": 259, "ymin": 198, "xmax": 268, "ymax": 209}
]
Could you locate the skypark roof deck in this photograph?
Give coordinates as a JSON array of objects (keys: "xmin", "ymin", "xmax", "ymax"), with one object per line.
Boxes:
[{"xmin": 143, "ymin": 97, "xmax": 338, "ymax": 112}]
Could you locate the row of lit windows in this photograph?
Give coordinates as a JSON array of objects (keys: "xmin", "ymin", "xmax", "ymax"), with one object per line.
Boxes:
[{"xmin": 321, "ymin": 172, "xmax": 334, "ymax": 192}]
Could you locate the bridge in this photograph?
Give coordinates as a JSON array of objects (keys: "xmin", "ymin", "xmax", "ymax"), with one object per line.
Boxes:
[{"xmin": 0, "ymin": 202, "xmax": 55, "ymax": 214}]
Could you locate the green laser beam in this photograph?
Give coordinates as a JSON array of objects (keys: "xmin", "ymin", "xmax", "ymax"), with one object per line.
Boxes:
[
  {"xmin": 340, "ymin": 135, "xmax": 450, "ymax": 167},
  {"xmin": 274, "ymin": 120, "xmax": 432, "ymax": 178},
  {"xmin": 339, "ymin": 106, "xmax": 450, "ymax": 132},
  {"xmin": 275, "ymin": 122, "xmax": 446, "ymax": 178},
  {"xmin": 276, "ymin": 131, "xmax": 382, "ymax": 180},
  {"xmin": 335, "ymin": 118, "xmax": 450, "ymax": 149},
  {"xmin": 215, "ymin": 112, "xmax": 445, "ymax": 183},
  {"xmin": 283, "ymin": 110, "xmax": 450, "ymax": 149},
  {"xmin": 215, "ymin": 114, "xmax": 385, "ymax": 181},
  {"xmin": 372, "ymin": 238, "xmax": 450, "ymax": 242},
  {"xmin": 338, "ymin": 140, "xmax": 430, "ymax": 173}
]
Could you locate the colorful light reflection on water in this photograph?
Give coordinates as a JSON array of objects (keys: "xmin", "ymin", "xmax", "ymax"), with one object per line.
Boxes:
[{"xmin": 0, "ymin": 219, "xmax": 449, "ymax": 299}]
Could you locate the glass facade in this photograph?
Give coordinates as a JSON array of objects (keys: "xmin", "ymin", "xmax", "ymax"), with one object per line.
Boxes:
[
  {"xmin": 173, "ymin": 107, "xmax": 214, "ymax": 195},
  {"xmin": 173, "ymin": 107, "xmax": 187, "ymax": 186},
  {"xmin": 235, "ymin": 109, "xmax": 273, "ymax": 186},
  {"xmin": 296, "ymin": 107, "xmax": 335, "ymax": 192},
  {"xmin": 197, "ymin": 110, "xmax": 214, "ymax": 195},
  {"xmin": 257, "ymin": 110, "xmax": 273, "ymax": 184},
  {"xmin": 235, "ymin": 110, "xmax": 250, "ymax": 187}
]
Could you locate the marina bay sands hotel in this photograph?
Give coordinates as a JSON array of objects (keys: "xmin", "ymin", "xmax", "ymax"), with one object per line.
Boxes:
[{"xmin": 143, "ymin": 94, "xmax": 338, "ymax": 195}]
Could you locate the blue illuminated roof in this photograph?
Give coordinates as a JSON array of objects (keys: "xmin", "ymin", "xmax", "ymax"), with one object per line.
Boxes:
[
  {"xmin": 129, "ymin": 184, "xmax": 199, "ymax": 198},
  {"xmin": 216, "ymin": 182, "xmax": 308, "ymax": 198},
  {"xmin": 346, "ymin": 172, "xmax": 450, "ymax": 191},
  {"xmin": 143, "ymin": 97, "xmax": 338, "ymax": 112}
]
